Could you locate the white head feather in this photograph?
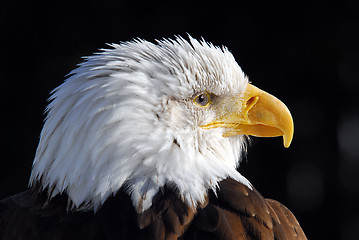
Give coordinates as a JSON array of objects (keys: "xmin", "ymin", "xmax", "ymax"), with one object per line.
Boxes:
[{"xmin": 30, "ymin": 36, "xmax": 252, "ymax": 212}]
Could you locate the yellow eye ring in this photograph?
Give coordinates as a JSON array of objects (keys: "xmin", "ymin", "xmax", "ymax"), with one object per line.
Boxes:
[{"xmin": 193, "ymin": 92, "xmax": 212, "ymax": 107}]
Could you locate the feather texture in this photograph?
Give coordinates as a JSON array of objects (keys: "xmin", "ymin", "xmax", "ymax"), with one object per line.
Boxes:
[
  {"xmin": 0, "ymin": 178, "xmax": 306, "ymax": 239},
  {"xmin": 29, "ymin": 37, "xmax": 250, "ymax": 212}
]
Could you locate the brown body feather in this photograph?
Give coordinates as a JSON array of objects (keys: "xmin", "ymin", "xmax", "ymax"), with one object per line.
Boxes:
[{"xmin": 0, "ymin": 178, "xmax": 306, "ymax": 240}]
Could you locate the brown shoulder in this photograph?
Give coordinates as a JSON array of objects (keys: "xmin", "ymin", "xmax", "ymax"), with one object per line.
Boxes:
[
  {"xmin": 265, "ymin": 199, "xmax": 307, "ymax": 240},
  {"xmin": 185, "ymin": 178, "xmax": 307, "ymax": 240}
]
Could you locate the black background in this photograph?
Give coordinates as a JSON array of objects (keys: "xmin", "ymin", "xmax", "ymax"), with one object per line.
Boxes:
[{"xmin": 1, "ymin": 1, "xmax": 359, "ymax": 239}]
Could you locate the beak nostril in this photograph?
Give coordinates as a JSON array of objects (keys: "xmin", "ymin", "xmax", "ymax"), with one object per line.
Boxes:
[{"xmin": 246, "ymin": 96, "xmax": 259, "ymax": 111}]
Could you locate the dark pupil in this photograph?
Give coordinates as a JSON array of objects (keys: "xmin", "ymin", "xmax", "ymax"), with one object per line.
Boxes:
[{"xmin": 198, "ymin": 95, "xmax": 205, "ymax": 102}]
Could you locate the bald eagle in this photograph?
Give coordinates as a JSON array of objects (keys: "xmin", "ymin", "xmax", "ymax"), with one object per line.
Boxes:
[{"xmin": 0, "ymin": 37, "xmax": 306, "ymax": 240}]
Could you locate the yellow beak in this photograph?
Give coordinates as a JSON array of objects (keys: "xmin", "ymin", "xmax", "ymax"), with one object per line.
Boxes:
[{"xmin": 201, "ymin": 84, "xmax": 294, "ymax": 148}]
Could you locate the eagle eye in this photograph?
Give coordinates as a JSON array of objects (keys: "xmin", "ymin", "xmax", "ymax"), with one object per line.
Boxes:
[{"xmin": 193, "ymin": 92, "xmax": 211, "ymax": 107}]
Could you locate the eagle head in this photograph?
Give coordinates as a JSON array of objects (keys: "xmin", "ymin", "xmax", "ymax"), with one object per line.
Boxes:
[{"xmin": 29, "ymin": 37, "xmax": 293, "ymax": 213}]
